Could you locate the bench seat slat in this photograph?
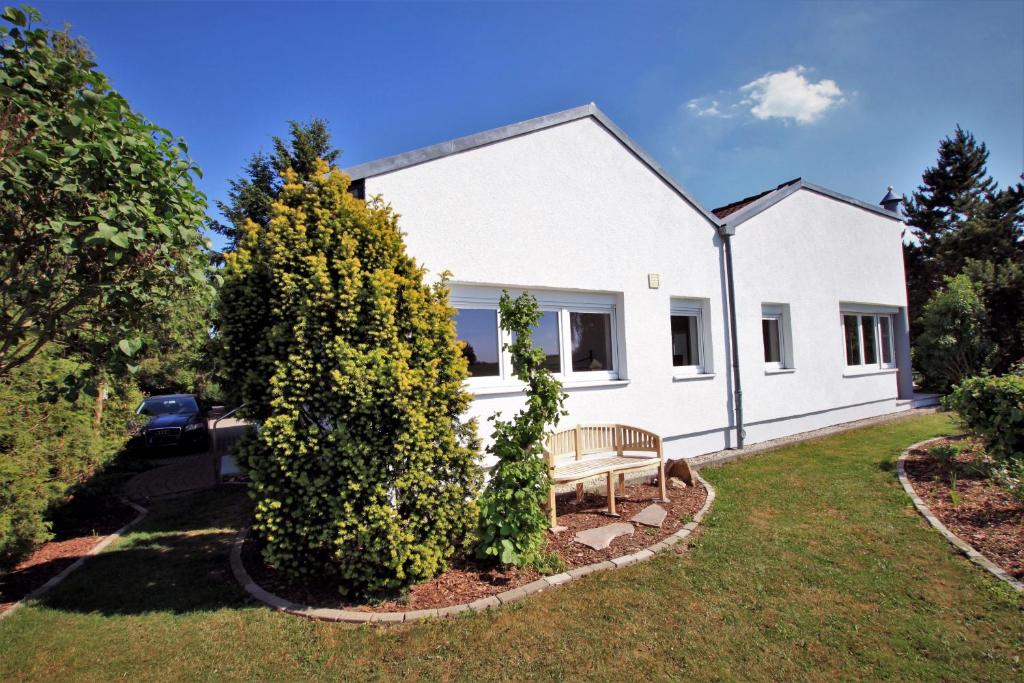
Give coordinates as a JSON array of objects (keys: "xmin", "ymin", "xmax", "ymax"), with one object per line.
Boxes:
[{"xmin": 552, "ymin": 455, "xmax": 659, "ymax": 483}]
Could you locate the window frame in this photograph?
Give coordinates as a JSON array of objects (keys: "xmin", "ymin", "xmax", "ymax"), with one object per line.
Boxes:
[
  {"xmin": 761, "ymin": 304, "xmax": 790, "ymax": 371},
  {"xmin": 840, "ymin": 308, "xmax": 897, "ymax": 371},
  {"xmin": 452, "ymin": 303, "xmax": 504, "ymax": 388},
  {"xmin": 452, "ymin": 289, "xmax": 621, "ymax": 390},
  {"xmin": 669, "ymin": 302, "xmax": 706, "ymax": 375}
]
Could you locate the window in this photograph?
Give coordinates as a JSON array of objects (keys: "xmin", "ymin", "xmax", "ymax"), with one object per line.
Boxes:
[
  {"xmin": 841, "ymin": 310, "xmax": 896, "ymax": 369},
  {"xmin": 879, "ymin": 315, "xmax": 893, "ymax": 365},
  {"xmin": 453, "ymin": 288, "xmax": 620, "ymax": 388},
  {"xmin": 761, "ymin": 304, "xmax": 791, "ymax": 370},
  {"xmin": 454, "ymin": 308, "xmax": 500, "ymax": 377},
  {"xmin": 512, "ymin": 311, "xmax": 561, "ymax": 374},
  {"xmin": 669, "ymin": 299, "xmax": 708, "ymax": 375},
  {"xmin": 843, "ymin": 314, "xmax": 861, "ymax": 365},
  {"xmin": 762, "ymin": 317, "xmax": 782, "ymax": 364}
]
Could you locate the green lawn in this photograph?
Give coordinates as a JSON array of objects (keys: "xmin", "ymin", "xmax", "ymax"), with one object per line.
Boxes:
[{"xmin": 1, "ymin": 412, "xmax": 1021, "ymax": 681}]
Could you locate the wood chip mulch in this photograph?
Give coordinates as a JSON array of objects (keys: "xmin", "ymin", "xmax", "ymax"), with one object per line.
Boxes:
[
  {"xmin": 244, "ymin": 477, "xmax": 707, "ymax": 612},
  {"xmin": 0, "ymin": 503, "xmax": 137, "ymax": 614},
  {"xmin": 904, "ymin": 437, "xmax": 1023, "ymax": 579}
]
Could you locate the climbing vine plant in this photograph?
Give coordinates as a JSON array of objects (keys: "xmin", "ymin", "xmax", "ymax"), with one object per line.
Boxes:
[{"xmin": 476, "ymin": 291, "xmax": 567, "ymax": 566}]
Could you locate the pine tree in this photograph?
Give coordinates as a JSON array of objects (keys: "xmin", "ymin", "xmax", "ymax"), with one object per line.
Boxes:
[
  {"xmin": 218, "ymin": 159, "xmax": 480, "ymax": 598},
  {"xmin": 903, "ymin": 126, "xmax": 1023, "ymax": 372},
  {"xmin": 208, "ymin": 119, "xmax": 339, "ymax": 253}
]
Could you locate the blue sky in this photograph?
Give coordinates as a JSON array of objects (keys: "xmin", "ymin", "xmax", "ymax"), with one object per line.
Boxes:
[{"xmin": 35, "ymin": 1, "xmax": 1024, "ymax": 252}]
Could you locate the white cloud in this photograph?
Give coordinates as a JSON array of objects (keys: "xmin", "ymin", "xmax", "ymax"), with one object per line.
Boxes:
[
  {"xmin": 684, "ymin": 66, "xmax": 845, "ymax": 125},
  {"xmin": 686, "ymin": 98, "xmax": 730, "ymax": 118},
  {"xmin": 739, "ymin": 66, "xmax": 844, "ymax": 124}
]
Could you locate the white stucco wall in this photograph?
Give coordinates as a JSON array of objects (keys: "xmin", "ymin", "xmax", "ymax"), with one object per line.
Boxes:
[
  {"xmin": 728, "ymin": 188, "xmax": 911, "ymax": 444},
  {"xmin": 363, "ymin": 117, "xmax": 910, "ymax": 460}
]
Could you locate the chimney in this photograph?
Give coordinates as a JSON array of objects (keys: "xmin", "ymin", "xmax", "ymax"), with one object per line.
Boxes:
[{"xmin": 879, "ymin": 186, "xmax": 902, "ymax": 214}]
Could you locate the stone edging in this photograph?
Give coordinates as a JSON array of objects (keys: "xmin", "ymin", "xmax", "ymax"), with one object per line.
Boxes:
[
  {"xmin": 0, "ymin": 499, "xmax": 149, "ymax": 623},
  {"xmin": 897, "ymin": 438, "xmax": 1024, "ymax": 595},
  {"xmin": 229, "ymin": 473, "xmax": 717, "ymax": 623}
]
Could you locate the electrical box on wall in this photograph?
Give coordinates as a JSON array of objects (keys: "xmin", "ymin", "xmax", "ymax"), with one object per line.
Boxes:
[{"xmin": 648, "ymin": 273, "xmax": 661, "ymax": 289}]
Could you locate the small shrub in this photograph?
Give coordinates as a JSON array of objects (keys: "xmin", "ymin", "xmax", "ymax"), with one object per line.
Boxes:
[
  {"xmin": 943, "ymin": 373, "xmax": 1024, "ymax": 465},
  {"xmin": 928, "ymin": 444, "xmax": 961, "ymax": 468},
  {"xmin": 476, "ymin": 291, "xmax": 567, "ymax": 567},
  {"xmin": 948, "ymin": 473, "xmax": 961, "ymax": 509}
]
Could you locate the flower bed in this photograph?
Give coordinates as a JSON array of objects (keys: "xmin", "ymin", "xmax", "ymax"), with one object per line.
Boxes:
[
  {"xmin": 902, "ymin": 437, "xmax": 1023, "ymax": 580},
  {"xmin": 242, "ymin": 477, "xmax": 707, "ymax": 613},
  {"xmin": 0, "ymin": 501, "xmax": 138, "ymax": 614}
]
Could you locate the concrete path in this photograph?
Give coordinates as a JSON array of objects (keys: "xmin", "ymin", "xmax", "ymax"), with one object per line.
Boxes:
[
  {"xmin": 122, "ymin": 454, "xmax": 214, "ymax": 501},
  {"xmin": 123, "ymin": 418, "xmax": 250, "ymax": 502}
]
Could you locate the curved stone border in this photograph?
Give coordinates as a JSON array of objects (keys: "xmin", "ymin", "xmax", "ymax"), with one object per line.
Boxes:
[
  {"xmin": 0, "ymin": 499, "xmax": 148, "ymax": 622},
  {"xmin": 897, "ymin": 438, "xmax": 1023, "ymax": 595},
  {"xmin": 230, "ymin": 473, "xmax": 717, "ymax": 623}
]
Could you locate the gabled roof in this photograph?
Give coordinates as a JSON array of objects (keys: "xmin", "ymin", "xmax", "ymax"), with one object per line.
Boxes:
[
  {"xmin": 713, "ymin": 178, "xmax": 902, "ymax": 229},
  {"xmin": 345, "ymin": 103, "xmax": 722, "ymax": 227},
  {"xmin": 712, "ymin": 178, "xmax": 802, "ymax": 219}
]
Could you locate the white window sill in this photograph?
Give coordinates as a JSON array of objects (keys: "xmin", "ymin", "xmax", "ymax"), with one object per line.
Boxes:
[
  {"xmin": 672, "ymin": 372, "xmax": 715, "ymax": 382},
  {"xmin": 843, "ymin": 367, "xmax": 898, "ymax": 378},
  {"xmin": 469, "ymin": 378, "xmax": 629, "ymax": 396},
  {"xmin": 765, "ymin": 367, "xmax": 796, "ymax": 375}
]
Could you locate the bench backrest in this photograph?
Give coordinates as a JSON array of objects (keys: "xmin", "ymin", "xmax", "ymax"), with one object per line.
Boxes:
[{"xmin": 543, "ymin": 424, "xmax": 662, "ymax": 467}]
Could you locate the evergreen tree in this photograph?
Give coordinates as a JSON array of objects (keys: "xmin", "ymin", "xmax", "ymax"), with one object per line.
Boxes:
[
  {"xmin": 218, "ymin": 159, "xmax": 480, "ymax": 597},
  {"xmin": 208, "ymin": 119, "xmax": 339, "ymax": 253},
  {"xmin": 903, "ymin": 126, "xmax": 1023, "ymax": 373}
]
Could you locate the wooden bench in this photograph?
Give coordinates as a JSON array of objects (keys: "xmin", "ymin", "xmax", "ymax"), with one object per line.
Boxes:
[{"xmin": 543, "ymin": 424, "xmax": 669, "ymax": 531}]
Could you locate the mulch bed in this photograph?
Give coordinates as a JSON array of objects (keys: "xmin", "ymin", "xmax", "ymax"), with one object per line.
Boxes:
[
  {"xmin": 0, "ymin": 502, "xmax": 137, "ymax": 614},
  {"xmin": 904, "ymin": 437, "xmax": 1023, "ymax": 579},
  {"xmin": 244, "ymin": 477, "xmax": 707, "ymax": 612}
]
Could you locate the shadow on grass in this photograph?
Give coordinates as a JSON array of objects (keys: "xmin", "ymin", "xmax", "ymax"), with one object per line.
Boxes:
[{"xmin": 34, "ymin": 486, "xmax": 254, "ymax": 617}]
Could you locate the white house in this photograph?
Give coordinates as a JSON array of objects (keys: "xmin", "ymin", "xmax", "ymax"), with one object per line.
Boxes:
[{"xmin": 346, "ymin": 103, "xmax": 922, "ymax": 462}]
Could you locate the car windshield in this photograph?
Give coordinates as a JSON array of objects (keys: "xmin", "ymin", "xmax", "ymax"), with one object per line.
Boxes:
[{"xmin": 138, "ymin": 396, "xmax": 199, "ymax": 417}]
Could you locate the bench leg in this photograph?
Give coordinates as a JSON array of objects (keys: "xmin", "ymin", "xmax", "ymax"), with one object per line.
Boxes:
[
  {"xmin": 618, "ymin": 472, "xmax": 626, "ymax": 496},
  {"xmin": 606, "ymin": 471, "xmax": 619, "ymax": 517},
  {"xmin": 576, "ymin": 483, "xmax": 584, "ymax": 503},
  {"xmin": 549, "ymin": 484, "xmax": 566, "ymax": 533}
]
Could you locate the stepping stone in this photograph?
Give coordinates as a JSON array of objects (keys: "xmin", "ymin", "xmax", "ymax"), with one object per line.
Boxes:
[
  {"xmin": 573, "ymin": 523, "xmax": 634, "ymax": 550},
  {"xmin": 630, "ymin": 504, "xmax": 668, "ymax": 528}
]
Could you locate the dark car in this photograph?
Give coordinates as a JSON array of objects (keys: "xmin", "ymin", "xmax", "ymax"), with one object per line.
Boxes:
[{"xmin": 134, "ymin": 394, "xmax": 209, "ymax": 453}]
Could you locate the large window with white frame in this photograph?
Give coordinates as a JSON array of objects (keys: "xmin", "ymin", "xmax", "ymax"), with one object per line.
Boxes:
[
  {"xmin": 842, "ymin": 310, "xmax": 896, "ymax": 369},
  {"xmin": 670, "ymin": 299, "xmax": 711, "ymax": 376},
  {"xmin": 452, "ymin": 288, "xmax": 621, "ymax": 388}
]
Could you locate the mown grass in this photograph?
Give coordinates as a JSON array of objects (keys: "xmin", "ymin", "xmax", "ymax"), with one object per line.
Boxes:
[{"xmin": 1, "ymin": 412, "xmax": 1021, "ymax": 681}]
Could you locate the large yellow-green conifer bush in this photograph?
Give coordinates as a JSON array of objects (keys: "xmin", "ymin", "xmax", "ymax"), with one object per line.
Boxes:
[{"xmin": 218, "ymin": 160, "xmax": 480, "ymax": 597}]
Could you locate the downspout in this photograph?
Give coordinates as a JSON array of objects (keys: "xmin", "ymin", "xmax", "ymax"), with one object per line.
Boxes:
[{"xmin": 721, "ymin": 229, "xmax": 744, "ymax": 449}]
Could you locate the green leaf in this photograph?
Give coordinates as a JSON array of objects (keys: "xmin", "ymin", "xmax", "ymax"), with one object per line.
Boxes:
[
  {"xmin": 2, "ymin": 6, "xmax": 27, "ymax": 26},
  {"xmin": 117, "ymin": 337, "xmax": 143, "ymax": 357}
]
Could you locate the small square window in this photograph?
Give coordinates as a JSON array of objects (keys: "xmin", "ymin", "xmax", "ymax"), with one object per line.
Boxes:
[
  {"xmin": 762, "ymin": 317, "xmax": 782, "ymax": 364},
  {"xmin": 671, "ymin": 313, "xmax": 701, "ymax": 368},
  {"xmin": 761, "ymin": 303, "xmax": 790, "ymax": 370}
]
